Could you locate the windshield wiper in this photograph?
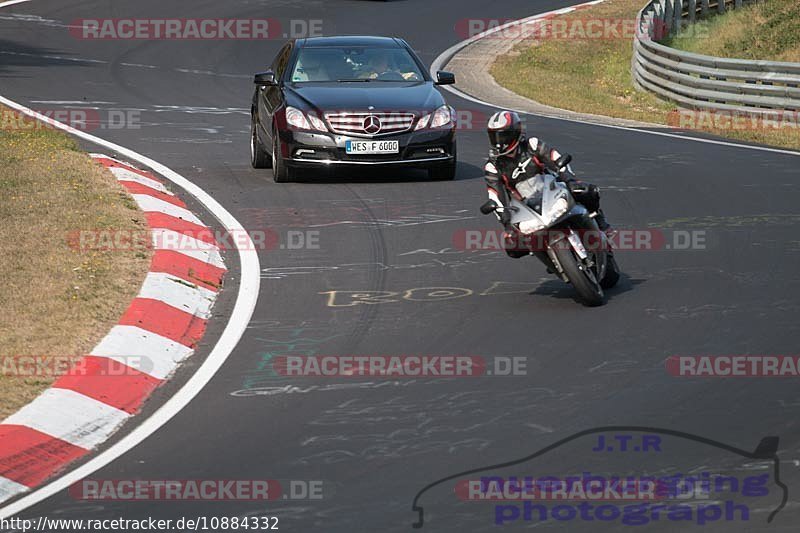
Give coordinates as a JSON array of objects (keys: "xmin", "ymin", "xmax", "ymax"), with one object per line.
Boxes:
[{"xmin": 336, "ymin": 78, "xmax": 372, "ymax": 82}]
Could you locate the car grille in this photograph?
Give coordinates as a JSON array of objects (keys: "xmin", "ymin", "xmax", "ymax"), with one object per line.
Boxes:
[{"xmin": 324, "ymin": 112, "xmax": 415, "ymax": 137}]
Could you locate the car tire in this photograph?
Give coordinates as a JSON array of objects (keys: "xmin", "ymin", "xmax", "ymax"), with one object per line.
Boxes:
[
  {"xmin": 250, "ymin": 116, "xmax": 271, "ymax": 169},
  {"xmin": 272, "ymin": 133, "xmax": 292, "ymax": 183}
]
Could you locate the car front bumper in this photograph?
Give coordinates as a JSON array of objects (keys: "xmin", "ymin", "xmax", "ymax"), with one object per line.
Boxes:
[{"xmin": 277, "ymin": 127, "xmax": 456, "ymax": 168}]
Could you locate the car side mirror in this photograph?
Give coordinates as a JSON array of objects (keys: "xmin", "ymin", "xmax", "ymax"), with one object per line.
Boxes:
[
  {"xmin": 254, "ymin": 70, "xmax": 277, "ymax": 86},
  {"xmin": 555, "ymin": 153, "xmax": 572, "ymax": 169},
  {"xmin": 480, "ymin": 200, "xmax": 497, "ymax": 215},
  {"xmin": 435, "ymin": 71, "xmax": 455, "ymax": 85}
]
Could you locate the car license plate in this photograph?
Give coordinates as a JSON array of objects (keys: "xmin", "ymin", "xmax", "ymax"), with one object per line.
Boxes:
[{"xmin": 345, "ymin": 140, "xmax": 399, "ymax": 154}]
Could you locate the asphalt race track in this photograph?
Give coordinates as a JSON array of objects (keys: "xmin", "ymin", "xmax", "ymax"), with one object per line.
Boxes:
[{"xmin": 2, "ymin": 0, "xmax": 800, "ymax": 531}]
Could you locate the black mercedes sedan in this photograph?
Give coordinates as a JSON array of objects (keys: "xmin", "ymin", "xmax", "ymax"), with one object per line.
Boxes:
[{"xmin": 250, "ymin": 36, "xmax": 457, "ymax": 182}]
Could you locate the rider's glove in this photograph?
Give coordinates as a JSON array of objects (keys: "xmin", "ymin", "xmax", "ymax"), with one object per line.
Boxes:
[{"xmin": 499, "ymin": 209, "xmax": 511, "ymax": 226}]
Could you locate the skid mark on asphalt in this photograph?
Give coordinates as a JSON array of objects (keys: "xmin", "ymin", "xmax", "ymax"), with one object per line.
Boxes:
[
  {"xmin": 261, "ymin": 254, "xmax": 502, "ymax": 280},
  {"xmin": 653, "ymin": 214, "xmax": 800, "ymax": 228},
  {"xmin": 290, "ymin": 389, "xmax": 570, "ymax": 465},
  {"xmin": 306, "ymin": 213, "xmax": 475, "ymax": 228},
  {"xmin": 231, "ymin": 379, "xmax": 424, "ymax": 397},
  {"xmin": 28, "ymin": 101, "xmax": 249, "ymax": 115},
  {"xmin": 0, "ymin": 13, "xmax": 68, "ymax": 27},
  {"xmin": 0, "ymin": 50, "xmax": 248, "ymax": 77}
]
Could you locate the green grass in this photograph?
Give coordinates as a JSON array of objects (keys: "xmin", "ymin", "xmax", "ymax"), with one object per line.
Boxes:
[
  {"xmin": 665, "ymin": 0, "xmax": 800, "ymax": 62},
  {"xmin": 0, "ymin": 107, "xmax": 151, "ymax": 420},
  {"xmin": 491, "ymin": 0, "xmax": 675, "ymax": 123},
  {"xmin": 490, "ymin": 0, "xmax": 800, "ymax": 150}
]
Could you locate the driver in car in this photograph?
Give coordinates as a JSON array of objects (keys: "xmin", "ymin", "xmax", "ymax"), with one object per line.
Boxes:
[
  {"xmin": 358, "ymin": 50, "xmax": 419, "ymax": 80},
  {"xmin": 483, "ymin": 110, "xmax": 612, "ymax": 259}
]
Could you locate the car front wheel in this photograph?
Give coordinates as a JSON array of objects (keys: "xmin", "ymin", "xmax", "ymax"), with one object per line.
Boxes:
[
  {"xmin": 250, "ymin": 116, "xmax": 271, "ymax": 169},
  {"xmin": 272, "ymin": 134, "xmax": 292, "ymax": 183}
]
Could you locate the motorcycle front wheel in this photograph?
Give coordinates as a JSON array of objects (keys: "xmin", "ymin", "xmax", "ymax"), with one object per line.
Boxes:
[{"xmin": 553, "ymin": 245, "xmax": 605, "ymax": 307}]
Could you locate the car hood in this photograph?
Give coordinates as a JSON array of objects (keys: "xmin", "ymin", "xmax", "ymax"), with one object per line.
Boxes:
[{"xmin": 284, "ymin": 82, "xmax": 445, "ymax": 114}]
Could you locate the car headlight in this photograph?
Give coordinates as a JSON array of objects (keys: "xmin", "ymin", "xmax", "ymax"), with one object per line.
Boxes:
[
  {"xmin": 285, "ymin": 106, "xmax": 310, "ymax": 129},
  {"xmin": 415, "ymin": 113, "xmax": 431, "ymax": 130},
  {"xmin": 414, "ymin": 105, "xmax": 453, "ymax": 130},
  {"xmin": 307, "ymin": 113, "xmax": 327, "ymax": 132},
  {"xmin": 431, "ymin": 105, "xmax": 453, "ymax": 128},
  {"xmin": 285, "ymin": 106, "xmax": 327, "ymax": 132}
]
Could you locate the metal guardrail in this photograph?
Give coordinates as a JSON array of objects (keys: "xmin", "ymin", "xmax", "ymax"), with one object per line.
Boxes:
[{"xmin": 632, "ymin": 0, "xmax": 800, "ymax": 114}]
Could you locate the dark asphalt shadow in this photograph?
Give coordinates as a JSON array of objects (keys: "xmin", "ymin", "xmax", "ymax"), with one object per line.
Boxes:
[
  {"xmin": 0, "ymin": 39, "xmax": 102, "ymax": 75},
  {"xmin": 531, "ymin": 273, "xmax": 644, "ymax": 305},
  {"xmin": 287, "ymin": 160, "xmax": 483, "ymax": 183}
]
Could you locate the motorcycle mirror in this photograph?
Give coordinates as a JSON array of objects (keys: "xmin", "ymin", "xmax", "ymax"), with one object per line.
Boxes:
[
  {"xmin": 479, "ymin": 200, "xmax": 497, "ymax": 215},
  {"xmin": 555, "ymin": 153, "xmax": 572, "ymax": 169}
]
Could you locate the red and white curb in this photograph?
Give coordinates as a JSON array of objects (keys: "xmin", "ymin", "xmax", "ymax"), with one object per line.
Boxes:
[{"xmin": 0, "ymin": 155, "xmax": 226, "ymax": 503}]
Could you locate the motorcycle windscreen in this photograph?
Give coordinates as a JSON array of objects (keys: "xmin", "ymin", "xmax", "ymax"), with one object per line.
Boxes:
[{"xmin": 515, "ymin": 175, "xmax": 546, "ymax": 214}]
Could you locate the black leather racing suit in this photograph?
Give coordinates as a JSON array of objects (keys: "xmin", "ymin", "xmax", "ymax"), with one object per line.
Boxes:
[{"xmin": 484, "ymin": 136, "xmax": 608, "ymax": 258}]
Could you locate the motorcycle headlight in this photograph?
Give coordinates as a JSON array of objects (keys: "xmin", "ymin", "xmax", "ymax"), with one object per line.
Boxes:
[
  {"xmin": 551, "ymin": 197, "xmax": 570, "ymax": 218},
  {"xmin": 519, "ymin": 219, "xmax": 544, "ymax": 235}
]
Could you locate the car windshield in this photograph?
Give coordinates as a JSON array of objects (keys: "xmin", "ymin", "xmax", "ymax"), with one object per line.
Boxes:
[{"xmin": 290, "ymin": 46, "xmax": 424, "ymax": 83}]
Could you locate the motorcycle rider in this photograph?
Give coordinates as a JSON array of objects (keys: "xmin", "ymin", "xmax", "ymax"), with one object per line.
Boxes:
[{"xmin": 483, "ymin": 110, "xmax": 612, "ymax": 258}]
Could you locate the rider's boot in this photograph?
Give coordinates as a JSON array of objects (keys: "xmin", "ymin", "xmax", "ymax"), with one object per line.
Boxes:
[{"xmin": 594, "ymin": 209, "xmax": 612, "ymax": 234}]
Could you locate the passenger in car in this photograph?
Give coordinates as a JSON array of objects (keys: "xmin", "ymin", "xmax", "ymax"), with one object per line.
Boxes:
[{"xmin": 292, "ymin": 52, "xmax": 332, "ymax": 82}]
